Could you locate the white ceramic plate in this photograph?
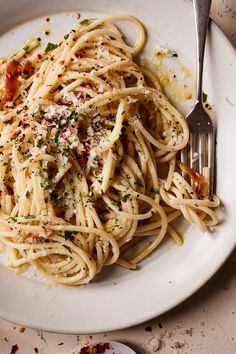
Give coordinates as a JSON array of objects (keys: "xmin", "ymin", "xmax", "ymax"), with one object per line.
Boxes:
[{"xmin": 0, "ymin": 0, "xmax": 236, "ymax": 334}]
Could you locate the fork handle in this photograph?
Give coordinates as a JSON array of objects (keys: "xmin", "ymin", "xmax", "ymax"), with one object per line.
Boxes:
[{"xmin": 193, "ymin": 0, "xmax": 212, "ymax": 105}]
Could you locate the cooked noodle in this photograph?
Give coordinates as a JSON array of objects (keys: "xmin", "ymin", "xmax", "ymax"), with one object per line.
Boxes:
[{"xmin": 0, "ymin": 15, "xmax": 219, "ymax": 284}]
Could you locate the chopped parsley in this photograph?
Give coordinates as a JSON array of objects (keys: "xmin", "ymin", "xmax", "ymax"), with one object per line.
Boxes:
[
  {"xmin": 53, "ymin": 129, "xmax": 61, "ymax": 143},
  {"xmin": 23, "ymin": 44, "xmax": 30, "ymax": 50},
  {"xmin": 64, "ymin": 231, "xmax": 77, "ymax": 240},
  {"xmin": 8, "ymin": 216, "xmax": 17, "ymax": 223},
  {"xmin": 109, "ymin": 36, "xmax": 116, "ymax": 40},
  {"xmin": 45, "ymin": 42, "xmax": 58, "ymax": 52},
  {"xmin": 97, "ymin": 178, "xmax": 103, "ymax": 185},
  {"xmin": 37, "ymin": 140, "xmax": 45, "ymax": 149},
  {"xmin": 25, "ymin": 191, "xmax": 30, "ymax": 199},
  {"xmin": 64, "ymin": 33, "xmax": 69, "ymax": 40},
  {"xmin": 79, "ymin": 113, "xmax": 88, "ymax": 120},
  {"xmin": 35, "ymin": 167, "xmax": 41, "ymax": 176},
  {"xmin": 202, "ymin": 92, "xmax": 208, "ymax": 103},
  {"xmin": 38, "ymin": 237, "xmax": 47, "ymax": 243},
  {"xmin": 40, "ymin": 178, "xmax": 49, "ymax": 189},
  {"xmin": 69, "ymin": 111, "xmax": 78, "ymax": 121},
  {"xmin": 23, "ymin": 44, "xmax": 30, "ymax": 51},
  {"xmin": 24, "ymin": 215, "xmax": 36, "ymax": 219},
  {"xmin": 118, "ymin": 193, "xmax": 129, "ymax": 202},
  {"xmin": 150, "ymin": 187, "xmax": 158, "ymax": 194},
  {"xmin": 136, "ymin": 178, "xmax": 144, "ymax": 187},
  {"xmin": 79, "ymin": 19, "xmax": 89, "ymax": 26},
  {"xmin": 111, "ymin": 200, "xmax": 118, "ymax": 207}
]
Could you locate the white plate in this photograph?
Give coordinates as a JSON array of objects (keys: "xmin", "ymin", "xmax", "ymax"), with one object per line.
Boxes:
[{"xmin": 0, "ymin": 0, "xmax": 236, "ymax": 334}]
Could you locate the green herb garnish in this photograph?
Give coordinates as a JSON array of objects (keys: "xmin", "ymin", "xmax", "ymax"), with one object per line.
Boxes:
[
  {"xmin": 37, "ymin": 140, "xmax": 45, "ymax": 149},
  {"xmin": 40, "ymin": 178, "xmax": 49, "ymax": 189},
  {"xmin": 79, "ymin": 113, "xmax": 88, "ymax": 120},
  {"xmin": 111, "ymin": 200, "xmax": 118, "ymax": 207},
  {"xmin": 150, "ymin": 187, "xmax": 158, "ymax": 194},
  {"xmin": 202, "ymin": 92, "xmax": 208, "ymax": 103},
  {"xmin": 53, "ymin": 129, "xmax": 61, "ymax": 144},
  {"xmin": 69, "ymin": 111, "xmax": 78, "ymax": 121},
  {"xmin": 64, "ymin": 231, "xmax": 76, "ymax": 240},
  {"xmin": 35, "ymin": 167, "xmax": 41, "ymax": 176},
  {"xmin": 23, "ymin": 44, "xmax": 30, "ymax": 51},
  {"xmin": 45, "ymin": 42, "xmax": 58, "ymax": 53},
  {"xmin": 118, "ymin": 193, "xmax": 129, "ymax": 202},
  {"xmin": 25, "ymin": 191, "xmax": 30, "ymax": 199},
  {"xmin": 79, "ymin": 19, "xmax": 89, "ymax": 26},
  {"xmin": 64, "ymin": 34, "xmax": 69, "ymax": 40},
  {"xmin": 24, "ymin": 215, "xmax": 36, "ymax": 219},
  {"xmin": 136, "ymin": 178, "xmax": 144, "ymax": 187},
  {"xmin": 8, "ymin": 217, "xmax": 17, "ymax": 223}
]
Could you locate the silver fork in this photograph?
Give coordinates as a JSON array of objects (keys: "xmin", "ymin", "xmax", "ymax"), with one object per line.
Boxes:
[{"xmin": 181, "ymin": 0, "xmax": 215, "ymax": 197}]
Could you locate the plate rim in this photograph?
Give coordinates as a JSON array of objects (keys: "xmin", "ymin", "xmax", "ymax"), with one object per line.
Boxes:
[{"xmin": 0, "ymin": 1, "xmax": 236, "ymax": 334}]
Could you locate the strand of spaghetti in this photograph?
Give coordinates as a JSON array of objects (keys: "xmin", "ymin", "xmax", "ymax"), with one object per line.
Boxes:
[{"xmin": 0, "ymin": 14, "xmax": 220, "ymax": 284}]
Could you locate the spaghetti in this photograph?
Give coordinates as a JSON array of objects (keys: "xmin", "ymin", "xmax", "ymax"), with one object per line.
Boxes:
[{"xmin": 0, "ymin": 15, "xmax": 219, "ymax": 284}]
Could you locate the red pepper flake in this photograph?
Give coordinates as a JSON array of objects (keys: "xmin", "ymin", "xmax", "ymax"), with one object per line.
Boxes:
[
  {"xmin": 37, "ymin": 54, "xmax": 42, "ymax": 60},
  {"xmin": 85, "ymin": 145, "xmax": 90, "ymax": 156},
  {"xmin": 58, "ymin": 342, "xmax": 64, "ymax": 346},
  {"xmin": 77, "ymin": 12, "xmax": 81, "ymax": 20},
  {"xmin": 80, "ymin": 343, "xmax": 110, "ymax": 354},
  {"xmin": 20, "ymin": 61, "xmax": 33, "ymax": 79},
  {"xmin": 34, "ymin": 348, "xmax": 39, "ymax": 353},
  {"xmin": 4, "ymin": 337, "xmax": 9, "ymax": 342},
  {"xmin": 3, "ymin": 60, "xmax": 20, "ymax": 102},
  {"xmin": 46, "ymin": 17, "xmax": 50, "ymax": 22},
  {"xmin": 178, "ymin": 161, "xmax": 209, "ymax": 198},
  {"xmin": 59, "ymin": 60, "xmax": 65, "ymax": 65},
  {"xmin": 3, "ymin": 59, "xmax": 33, "ymax": 102},
  {"xmin": 18, "ymin": 327, "xmax": 25, "ymax": 333},
  {"xmin": 10, "ymin": 344, "xmax": 19, "ymax": 354},
  {"xmin": 145, "ymin": 325, "xmax": 152, "ymax": 332}
]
